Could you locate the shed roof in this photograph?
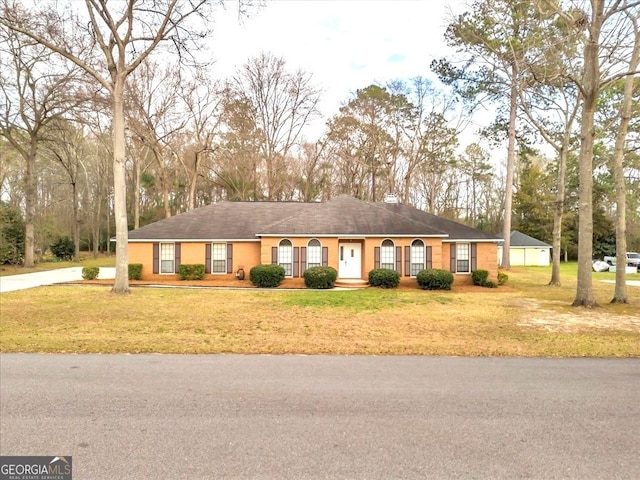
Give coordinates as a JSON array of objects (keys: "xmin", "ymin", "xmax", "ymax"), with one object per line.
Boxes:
[{"xmin": 503, "ymin": 231, "xmax": 552, "ymax": 248}]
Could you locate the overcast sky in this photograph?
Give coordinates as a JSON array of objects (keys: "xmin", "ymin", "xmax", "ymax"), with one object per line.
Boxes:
[{"xmin": 207, "ymin": 0, "xmax": 467, "ymax": 138}]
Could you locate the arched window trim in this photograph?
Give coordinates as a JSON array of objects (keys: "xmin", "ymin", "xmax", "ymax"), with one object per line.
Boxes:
[
  {"xmin": 307, "ymin": 238, "xmax": 322, "ymax": 269},
  {"xmin": 410, "ymin": 239, "xmax": 425, "ymax": 277},
  {"xmin": 279, "ymin": 239, "xmax": 293, "ymax": 277},
  {"xmin": 380, "ymin": 238, "xmax": 395, "ymax": 270}
]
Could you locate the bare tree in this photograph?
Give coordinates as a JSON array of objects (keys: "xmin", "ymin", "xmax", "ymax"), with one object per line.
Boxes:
[
  {"xmin": 0, "ymin": 0, "xmax": 229, "ymax": 292},
  {"xmin": 394, "ymin": 78, "xmax": 461, "ymax": 206},
  {"xmin": 177, "ymin": 73, "xmax": 224, "ymax": 211},
  {"xmin": 232, "ymin": 53, "xmax": 321, "ymax": 200},
  {"xmin": 0, "ymin": 19, "xmax": 82, "ymax": 267},
  {"xmin": 43, "ymin": 119, "xmax": 91, "ymax": 261},
  {"xmin": 126, "ymin": 60, "xmax": 187, "ymax": 219}
]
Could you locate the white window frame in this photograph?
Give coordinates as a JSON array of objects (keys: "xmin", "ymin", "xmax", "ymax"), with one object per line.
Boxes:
[
  {"xmin": 307, "ymin": 239, "xmax": 322, "ymax": 269},
  {"xmin": 380, "ymin": 239, "xmax": 395, "ymax": 270},
  {"xmin": 211, "ymin": 242, "xmax": 227, "ymax": 274},
  {"xmin": 160, "ymin": 243, "xmax": 175, "ymax": 274},
  {"xmin": 279, "ymin": 239, "xmax": 293, "ymax": 277},
  {"xmin": 456, "ymin": 243, "xmax": 471, "ymax": 274},
  {"xmin": 410, "ymin": 239, "xmax": 425, "ymax": 277}
]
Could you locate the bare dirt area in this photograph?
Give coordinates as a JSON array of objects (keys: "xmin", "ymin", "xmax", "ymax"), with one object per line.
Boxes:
[{"xmin": 514, "ymin": 298, "xmax": 640, "ymax": 333}]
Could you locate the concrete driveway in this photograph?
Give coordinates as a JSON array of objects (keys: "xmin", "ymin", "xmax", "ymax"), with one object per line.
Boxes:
[
  {"xmin": 602, "ymin": 279, "xmax": 640, "ymax": 287},
  {"xmin": 0, "ymin": 267, "xmax": 115, "ymax": 293}
]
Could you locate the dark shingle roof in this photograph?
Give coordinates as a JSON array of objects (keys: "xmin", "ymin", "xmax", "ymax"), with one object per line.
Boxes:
[
  {"xmin": 377, "ymin": 202, "xmax": 501, "ymax": 241},
  {"xmin": 506, "ymin": 231, "xmax": 552, "ymax": 247},
  {"xmin": 128, "ymin": 201, "xmax": 315, "ymax": 240},
  {"xmin": 258, "ymin": 195, "xmax": 446, "ymax": 236},
  {"xmin": 128, "ymin": 195, "xmax": 500, "ymax": 241}
]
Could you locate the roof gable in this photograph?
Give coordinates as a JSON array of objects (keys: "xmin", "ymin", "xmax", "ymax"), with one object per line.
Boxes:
[
  {"xmin": 508, "ymin": 231, "xmax": 552, "ymax": 247},
  {"xmin": 258, "ymin": 195, "xmax": 447, "ymax": 237},
  {"xmin": 128, "ymin": 195, "xmax": 499, "ymax": 241},
  {"xmin": 377, "ymin": 202, "xmax": 500, "ymax": 241},
  {"xmin": 128, "ymin": 201, "xmax": 314, "ymax": 240}
]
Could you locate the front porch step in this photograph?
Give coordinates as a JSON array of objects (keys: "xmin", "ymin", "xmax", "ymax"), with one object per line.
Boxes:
[{"xmin": 335, "ymin": 278, "xmax": 369, "ymax": 288}]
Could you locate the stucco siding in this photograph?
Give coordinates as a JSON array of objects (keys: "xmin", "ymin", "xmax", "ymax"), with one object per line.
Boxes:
[
  {"xmin": 128, "ymin": 241, "xmax": 261, "ymax": 280},
  {"xmin": 128, "ymin": 237, "xmax": 497, "ymax": 284}
]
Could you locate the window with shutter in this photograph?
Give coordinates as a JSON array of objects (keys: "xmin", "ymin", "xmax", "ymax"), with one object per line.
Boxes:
[
  {"xmin": 278, "ymin": 239, "xmax": 293, "ymax": 277},
  {"xmin": 380, "ymin": 239, "xmax": 394, "ymax": 270},
  {"xmin": 211, "ymin": 243, "xmax": 226, "ymax": 273},
  {"xmin": 307, "ymin": 239, "xmax": 322, "ymax": 268},
  {"xmin": 410, "ymin": 239, "xmax": 425, "ymax": 276},
  {"xmin": 456, "ymin": 243, "xmax": 471, "ymax": 273},
  {"xmin": 160, "ymin": 243, "xmax": 175, "ymax": 274}
]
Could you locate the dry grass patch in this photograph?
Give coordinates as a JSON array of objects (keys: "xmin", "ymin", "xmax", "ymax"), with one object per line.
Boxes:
[{"xmin": 1, "ymin": 268, "xmax": 638, "ymax": 356}]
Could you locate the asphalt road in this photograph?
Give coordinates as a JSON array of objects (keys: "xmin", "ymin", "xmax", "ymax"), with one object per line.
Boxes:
[{"xmin": 1, "ymin": 355, "xmax": 639, "ymax": 479}]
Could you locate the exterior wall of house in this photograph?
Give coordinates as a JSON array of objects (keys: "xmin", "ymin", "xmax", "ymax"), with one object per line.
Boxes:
[
  {"xmin": 476, "ymin": 242, "xmax": 499, "ymax": 280},
  {"xmin": 362, "ymin": 237, "xmax": 445, "ymax": 276},
  {"xmin": 128, "ymin": 237, "xmax": 498, "ymax": 285},
  {"xmin": 128, "ymin": 241, "xmax": 261, "ymax": 280},
  {"xmin": 128, "ymin": 242, "xmax": 155, "ymax": 278},
  {"xmin": 443, "ymin": 241, "xmax": 498, "ymax": 285},
  {"xmin": 260, "ymin": 237, "xmax": 340, "ymax": 267},
  {"xmin": 230, "ymin": 242, "xmax": 262, "ymax": 272}
]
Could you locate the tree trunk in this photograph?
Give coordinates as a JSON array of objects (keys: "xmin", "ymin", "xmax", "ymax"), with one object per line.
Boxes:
[
  {"xmin": 500, "ymin": 64, "xmax": 518, "ymax": 269},
  {"xmin": 162, "ymin": 171, "xmax": 171, "ymax": 218},
  {"xmin": 23, "ymin": 138, "xmax": 37, "ymax": 268},
  {"xmin": 611, "ymin": 24, "xmax": 639, "ymax": 304},
  {"xmin": 111, "ymin": 76, "xmax": 130, "ymax": 293},
  {"xmin": 188, "ymin": 151, "xmax": 200, "ymax": 211},
  {"xmin": 572, "ymin": 2, "xmax": 602, "ymax": 308},
  {"xmin": 549, "ymin": 146, "xmax": 568, "ymax": 286},
  {"xmin": 72, "ymin": 181, "xmax": 80, "ymax": 262},
  {"xmin": 134, "ymin": 157, "xmax": 141, "ymax": 229}
]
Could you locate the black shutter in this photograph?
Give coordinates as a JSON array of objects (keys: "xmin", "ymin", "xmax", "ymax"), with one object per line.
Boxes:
[
  {"xmin": 205, "ymin": 243, "xmax": 211, "ymax": 274},
  {"xmin": 374, "ymin": 247, "xmax": 380, "ymax": 269},
  {"xmin": 271, "ymin": 247, "xmax": 278, "ymax": 264},
  {"xmin": 227, "ymin": 243, "xmax": 233, "ymax": 274},
  {"xmin": 426, "ymin": 246, "xmax": 433, "ymax": 269},
  {"xmin": 395, "ymin": 246, "xmax": 402, "ymax": 273},
  {"xmin": 322, "ymin": 247, "xmax": 328, "ymax": 267},
  {"xmin": 471, "ymin": 243, "xmax": 477, "ymax": 271},
  {"xmin": 450, "ymin": 243, "xmax": 456, "ymax": 272},
  {"xmin": 153, "ymin": 243, "xmax": 159, "ymax": 274},
  {"xmin": 404, "ymin": 246, "xmax": 410, "ymax": 276},
  {"xmin": 174, "ymin": 243, "xmax": 181, "ymax": 270},
  {"xmin": 301, "ymin": 247, "xmax": 307, "ymax": 274},
  {"xmin": 293, "ymin": 247, "xmax": 300, "ymax": 278}
]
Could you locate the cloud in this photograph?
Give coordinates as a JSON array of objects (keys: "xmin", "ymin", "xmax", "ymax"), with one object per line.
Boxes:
[
  {"xmin": 206, "ymin": 0, "xmax": 465, "ymax": 136},
  {"xmin": 387, "ymin": 54, "xmax": 406, "ymax": 64}
]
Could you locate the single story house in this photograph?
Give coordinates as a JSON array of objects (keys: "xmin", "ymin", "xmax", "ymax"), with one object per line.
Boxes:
[
  {"xmin": 128, "ymin": 195, "xmax": 500, "ymax": 285},
  {"xmin": 498, "ymin": 231, "xmax": 552, "ymax": 267}
]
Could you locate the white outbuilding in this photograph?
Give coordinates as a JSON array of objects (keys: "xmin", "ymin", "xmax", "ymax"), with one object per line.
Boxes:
[{"xmin": 498, "ymin": 231, "xmax": 552, "ymax": 267}]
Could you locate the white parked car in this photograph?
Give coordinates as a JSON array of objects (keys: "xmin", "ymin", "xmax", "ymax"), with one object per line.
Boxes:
[{"xmin": 603, "ymin": 252, "xmax": 640, "ymax": 268}]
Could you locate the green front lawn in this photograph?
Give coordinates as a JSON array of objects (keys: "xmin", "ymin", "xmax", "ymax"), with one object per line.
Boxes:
[{"xmin": 0, "ymin": 263, "xmax": 638, "ymax": 356}]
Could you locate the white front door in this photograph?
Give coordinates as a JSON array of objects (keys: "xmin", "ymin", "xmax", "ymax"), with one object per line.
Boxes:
[{"xmin": 339, "ymin": 242, "xmax": 362, "ymax": 278}]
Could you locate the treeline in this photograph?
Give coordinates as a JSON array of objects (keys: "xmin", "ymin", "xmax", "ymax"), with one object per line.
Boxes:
[{"xmin": 1, "ymin": 0, "xmax": 639, "ymax": 305}]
